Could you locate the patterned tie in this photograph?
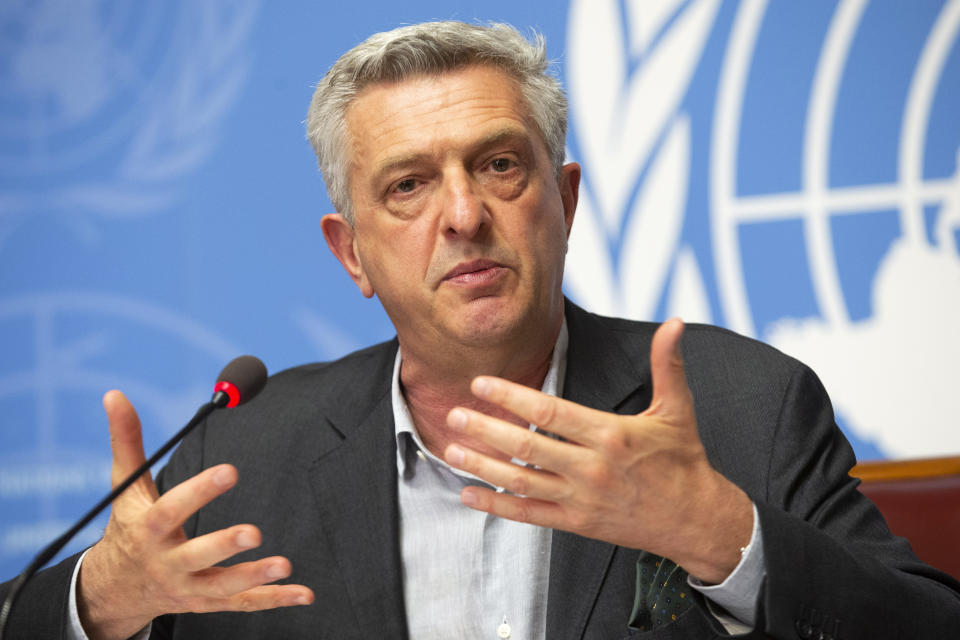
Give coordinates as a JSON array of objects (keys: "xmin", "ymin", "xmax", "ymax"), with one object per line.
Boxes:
[{"xmin": 627, "ymin": 552, "xmax": 693, "ymax": 631}]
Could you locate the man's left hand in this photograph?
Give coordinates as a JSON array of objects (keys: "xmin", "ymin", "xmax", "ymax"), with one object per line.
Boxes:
[{"xmin": 443, "ymin": 318, "xmax": 753, "ymax": 584}]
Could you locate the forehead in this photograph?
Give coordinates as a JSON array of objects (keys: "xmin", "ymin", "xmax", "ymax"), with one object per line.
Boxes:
[{"xmin": 343, "ymin": 66, "xmax": 539, "ymax": 168}]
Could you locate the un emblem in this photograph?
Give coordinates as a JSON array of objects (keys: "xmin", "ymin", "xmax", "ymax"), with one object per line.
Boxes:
[
  {"xmin": 0, "ymin": 0, "xmax": 257, "ymax": 232},
  {"xmin": 564, "ymin": 0, "xmax": 960, "ymax": 459}
]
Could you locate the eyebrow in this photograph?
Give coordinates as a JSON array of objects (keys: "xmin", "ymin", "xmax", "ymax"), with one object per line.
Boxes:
[
  {"xmin": 470, "ymin": 127, "xmax": 536, "ymax": 159},
  {"xmin": 473, "ymin": 126, "xmax": 532, "ymax": 149}
]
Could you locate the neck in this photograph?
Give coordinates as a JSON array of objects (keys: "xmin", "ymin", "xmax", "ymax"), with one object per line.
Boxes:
[{"xmin": 399, "ymin": 319, "xmax": 561, "ymax": 461}]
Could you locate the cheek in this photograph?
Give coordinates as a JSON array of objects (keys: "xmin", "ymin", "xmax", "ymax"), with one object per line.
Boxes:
[
  {"xmin": 524, "ymin": 192, "xmax": 569, "ymax": 245},
  {"xmin": 358, "ymin": 220, "xmax": 434, "ymax": 285},
  {"xmin": 525, "ymin": 204, "xmax": 571, "ymax": 277}
]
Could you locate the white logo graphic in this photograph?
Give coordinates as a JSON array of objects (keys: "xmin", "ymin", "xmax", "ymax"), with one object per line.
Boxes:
[
  {"xmin": 565, "ymin": 0, "xmax": 960, "ymax": 458},
  {"xmin": 565, "ymin": 0, "xmax": 720, "ymax": 324},
  {"xmin": 0, "ymin": 0, "xmax": 257, "ymax": 246}
]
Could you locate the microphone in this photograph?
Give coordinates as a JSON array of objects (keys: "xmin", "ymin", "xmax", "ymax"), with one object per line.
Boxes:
[
  {"xmin": 0, "ymin": 356, "xmax": 268, "ymax": 638},
  {"xmin": 213, "ymin": 355, "xmax": 268, "ymax": 408}
]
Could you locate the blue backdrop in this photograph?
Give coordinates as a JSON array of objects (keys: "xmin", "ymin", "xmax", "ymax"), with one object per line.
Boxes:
[{"xmin": 2, "ymin": 0, "xmax": 958, "ymax": 579}]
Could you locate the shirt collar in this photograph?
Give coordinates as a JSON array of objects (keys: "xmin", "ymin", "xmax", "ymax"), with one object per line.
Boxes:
[{"xmin": 393, "ymin": 317, "xmax": 569, "ymax": 476}]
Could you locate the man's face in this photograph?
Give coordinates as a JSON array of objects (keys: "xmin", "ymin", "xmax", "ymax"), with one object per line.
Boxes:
[{"xmin": 325, "ymin": 65, "xmax": 579, "ymax": 354}]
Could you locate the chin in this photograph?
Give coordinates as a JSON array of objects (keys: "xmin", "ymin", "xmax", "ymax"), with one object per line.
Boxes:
[{"xmin": 447, "ymin": 299, "xmax": 533, "ymax": 347}]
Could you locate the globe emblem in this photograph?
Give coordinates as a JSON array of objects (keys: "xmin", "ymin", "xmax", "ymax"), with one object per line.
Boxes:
[
  {"xmin": 0, "ymin": 2, "xmax": 174, "ymax": 173},
  {"xmin": 564, "ymin": 0, "xmax": 960, "ymax": 460},
  {"xmin": 0, "ymin": 0, "xmax": 257, "ymax": 221},
  {"xmin": 0, "ymin": 293, "xmax": 240, "ymax": 578},
  {"xmin": 714, "ymin": 0, "xmax": 960, "ymax": 459}
]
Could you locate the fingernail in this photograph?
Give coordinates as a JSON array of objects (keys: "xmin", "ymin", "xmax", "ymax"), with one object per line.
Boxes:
[
  {"xmin": 266, "ymin": 563, "xmax": 288, "ymax": 579},
  {"xmin": 446, "ymin": 444, "xmax": 465, "ymax": 466},
  {"xmin": 213, "ymin": 467, "xmax": 233, "ymax": 487},
  {"xmin": 448, "ymin": 408, "xmax": 467, "ymax": 430},
  {"xmin": 295, "ymin": 595, "xmax": 310, "ymax": 605},
  {"xmin": 472, "ymin": 377, "xmax": 490, "ymax": 397},
  {"xmin": 462, "ymin": 490, "xmax": 478, "ymax": 507},
  {"xmin": 236, "ymin": 530, "xmax": 257, "ymax": 549}
]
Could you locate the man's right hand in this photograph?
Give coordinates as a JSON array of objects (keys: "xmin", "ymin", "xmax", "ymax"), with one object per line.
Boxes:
[{"xmin": 76, "ymin": 390, "xmax": 315, "ymax": 640}]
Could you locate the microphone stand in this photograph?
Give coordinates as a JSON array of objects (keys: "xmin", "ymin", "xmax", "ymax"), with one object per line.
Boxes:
[{"xmin": 0, "ymin": 391, "xmax": 230, "ymax": 638}]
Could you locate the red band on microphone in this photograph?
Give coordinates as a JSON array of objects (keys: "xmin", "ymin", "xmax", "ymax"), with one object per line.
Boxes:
[{"xmin": 214, "ymin": 380, "xmax": 241, "ymax": 408}]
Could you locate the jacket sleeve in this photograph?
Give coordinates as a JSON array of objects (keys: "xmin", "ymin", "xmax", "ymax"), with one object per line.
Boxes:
[
  {"xmin": 753, "ymin": 363, "xmax": 960, "ymax": 639},
  {"xmin": 0, "ymin": 551, "xmax": 81, "ymax": 640}
]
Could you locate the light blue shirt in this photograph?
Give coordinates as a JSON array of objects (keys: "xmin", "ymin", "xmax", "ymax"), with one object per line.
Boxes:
[{"xmin": 393, "ymin": 322, "xmax": 569, "ymax": 640}]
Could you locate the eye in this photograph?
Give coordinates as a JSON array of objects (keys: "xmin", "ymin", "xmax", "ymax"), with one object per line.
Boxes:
[
  {"xmin": 489, "ymin": 157, "xmax": 516, "ymax": 172},
  {"xmin": 394, "ymin": 178, "xmax": 418, "ymax": 193}
]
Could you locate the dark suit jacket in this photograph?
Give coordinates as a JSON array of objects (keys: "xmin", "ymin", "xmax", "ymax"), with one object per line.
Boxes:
[{"xmin": 3, "ymin": 302, "xmax": 960, "ymax": 638}]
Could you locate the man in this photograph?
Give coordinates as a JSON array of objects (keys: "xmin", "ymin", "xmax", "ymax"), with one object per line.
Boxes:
[{"xmin": 2, "ymin": 21, "xmax": 959, "ymax": 639}]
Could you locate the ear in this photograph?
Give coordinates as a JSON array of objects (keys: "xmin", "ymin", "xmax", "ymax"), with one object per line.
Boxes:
[
  {"xmin": 321, "ymin": 213, "xmax": 375, "ymax": 298},
  {"xmin": 558, "ymin": 162, "xmax": 581, "ymax": 239}
]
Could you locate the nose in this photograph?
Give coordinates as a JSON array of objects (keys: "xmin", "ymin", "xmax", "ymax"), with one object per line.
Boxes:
[{"xmin": 441, "ymin": 171, "xmax": 490, "ymax": 239}]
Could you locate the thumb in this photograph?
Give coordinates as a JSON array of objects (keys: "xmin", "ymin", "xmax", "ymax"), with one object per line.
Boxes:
[
  {"xmin": 645, "ymin": 318, "xmax": 695, "ymax": 419},
  {"xmin": 103, "ymin": 390, "xmax": 158, "ymax": 500}
]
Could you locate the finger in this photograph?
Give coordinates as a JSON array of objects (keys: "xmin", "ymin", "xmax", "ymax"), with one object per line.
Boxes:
[
  {"xmin": 468, "ymin": 377, "xmax": 611, "ymax": 448},
  {"xmin": 144, "ymin": 464, "xmax": 238, "ymax": 538},
  {"xmin": 646, "ymin": 318, "xmax": 694, "ymax": 417},
  {"xmin": 190, "ymin": 556, "xmax": 293, "ymax": 597},
  {"xmin": 460, "ymin": 486, "xmax": 565, "ymax": 529},
  {"xmin": 103, "ymin": 390, "xmax": 158, "ymax": 498},
  {"xmin": 444, "ymin": 442, "xmax": 568, "ymax": 500},
  {"xmin": 197, "ymin": 584, "xmax": 314, "ymax": 613},
  {"xmin": 167, "ymin": 524, "xmax": 262, "ymax": 573},
  {"xmin": 446, "ymin": 407, "xmax": 578, "ymax": 472}
]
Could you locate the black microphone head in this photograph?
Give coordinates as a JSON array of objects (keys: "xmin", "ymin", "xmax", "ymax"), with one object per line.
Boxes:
[{"xmin": 213, "ymin": 355, "xmax": 267, "ymax": 408}]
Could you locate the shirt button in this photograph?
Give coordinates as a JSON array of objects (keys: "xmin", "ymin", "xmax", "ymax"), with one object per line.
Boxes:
[{"xmin": 497, "ymin": 622, "xmax": 511, "ymax": 638}]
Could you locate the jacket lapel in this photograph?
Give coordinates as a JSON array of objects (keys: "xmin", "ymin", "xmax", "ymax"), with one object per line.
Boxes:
[
  {"xmin": 305, "ymin": 342, "xmax": 409, "ymax": 639},
  {"xmin": 546, "ymin": 301, "xmax": 654, "ymax": 639}
]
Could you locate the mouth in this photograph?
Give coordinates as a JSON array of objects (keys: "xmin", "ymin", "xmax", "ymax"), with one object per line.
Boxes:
[{"xmin": 442, "ymin": 259, "xmax": 506, "ymax": 285}]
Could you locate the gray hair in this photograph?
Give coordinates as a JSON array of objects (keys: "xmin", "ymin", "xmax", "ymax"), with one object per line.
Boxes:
[{"xmin": 306, "ymin": 21, "xmax": 568, "ymax": 222}]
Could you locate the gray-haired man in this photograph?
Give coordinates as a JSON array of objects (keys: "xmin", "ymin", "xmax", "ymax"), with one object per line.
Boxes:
[{"xmin": 3, "ymin": 21, "xmax": 959, "ymax": 640}]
